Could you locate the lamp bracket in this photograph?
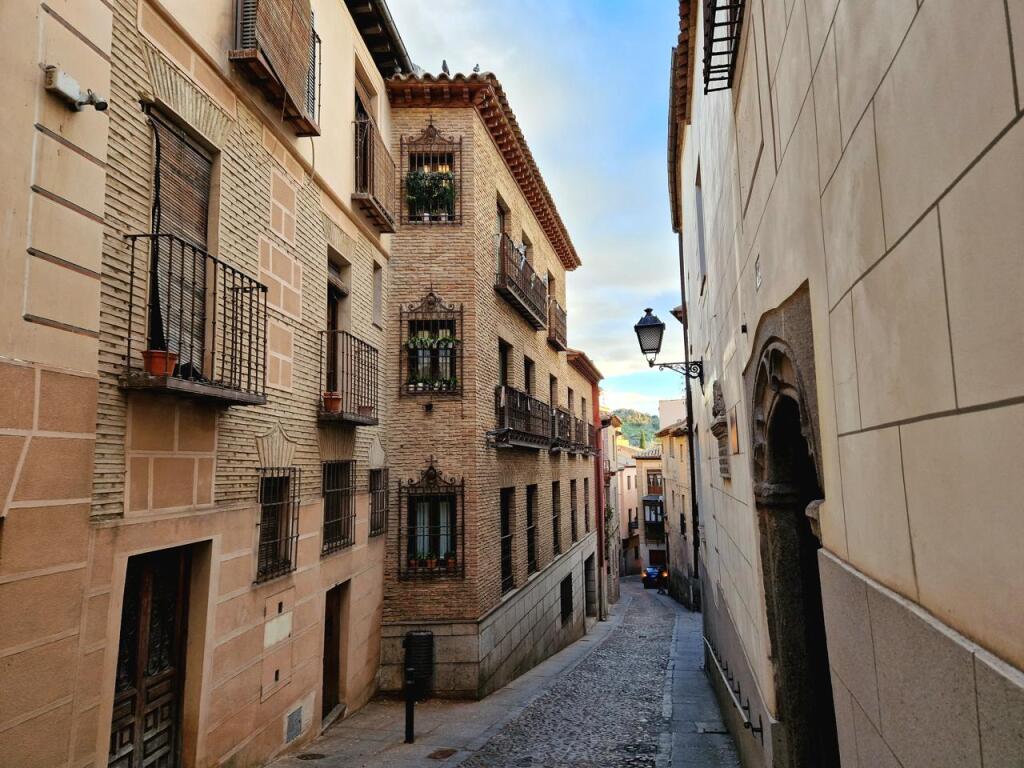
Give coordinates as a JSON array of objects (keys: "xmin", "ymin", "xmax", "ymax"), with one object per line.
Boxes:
[{"xmin": 650, "ymin": 359, "xmax": 704, "ymax": 391}]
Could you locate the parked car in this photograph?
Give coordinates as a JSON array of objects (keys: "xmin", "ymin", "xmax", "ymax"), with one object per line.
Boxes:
[{"xmin": 642, "ymin": 566, "xmax": 660, "ymax": 589}]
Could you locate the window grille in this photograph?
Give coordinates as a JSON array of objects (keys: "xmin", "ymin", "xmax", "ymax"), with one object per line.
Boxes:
[
  {"xmin": 398, "ymin": 459, "xmax": 464, "ymax": 579},
  {"xmin": 552, "ymin": 481, "xmax": 562, "ymax": 556},
  {"xmin": 583, "ymin": 478, "xmax": 590, "ymax": 534},
  {"xmin": 400, "ymin": 291, "xmax": 463, "ymax": 396},
  {"xmin": 256, "ymin": 467, "xmax": 300, "ymax": 582},
  {"xmin": 400, "ymin": 122, "xmax": 463, "ymax": 224},
  {"xmin": 570, "ymin": 479, "xmax": 578, "ymax": 543},
  {"xmin": 526, "ymin": 484, "xmax": 538, "ymax": 574},
  {"xmin": 702, "ymin": 0, "xmax": 747, "ymax": 93},
  {"xmin": 500, "ymin": 488, "xmax": 514, "ymax": 595},
  {"xmin": 369, "ymin": 468, "xmax": 389, "ymax": 537},
  {"xmin": 322, "ymin": 461, "xmax": 355, "ymax": 555}
]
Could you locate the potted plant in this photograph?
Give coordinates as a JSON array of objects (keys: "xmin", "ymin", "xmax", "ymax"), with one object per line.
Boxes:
[
  {"xmin": 143, "ymin": 349, "xmax": 178, "ymax": 376},
  {"xmin": 322, "ymin": 391, "xmax": 342, "ymax": 413},
  {"xmin": 408, "ymin": 555, "xmax": 418, "ymax": 571},
  {"xmin": 418, "ymin": 553, "xmax": 428, "ymax": 569},
  {"xmin": 445, "ymin": 552, "xmax": 457, "ymax": 572},
  {"xmin": 432, "ymin": 171, "xmax": 456, "ymax": 221},
  {"xmin": 425, "ymin": 552, "xmax": 437, "ymax": 569},
  {"xmin": 406, "ymin": 169, "xmax": 432, "ymax": 222}
]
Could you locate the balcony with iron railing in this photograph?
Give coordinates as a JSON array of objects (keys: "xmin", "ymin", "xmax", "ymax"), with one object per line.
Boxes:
[
  {"xmin": 589, "ymin": 423, "xmax": 599, "ymax": 455},
  {"xmin": 229, "ymin": 0, "xmax": 321, "ymax": 136},
  {"xmin": 547, "ymin": 297, "xmax": 567, "ymax": 351},
  {"xmin": 353, "ymin": 118, "xmax": 397, "ymax": 233},
  {"xmin": 550, "ymin": 407, "xmax": 573, "ymax": 452},
  {"xmin": 121, "ymin": 234, "xmax": 268, "ymax": 406},
  {"xmin": 495, "ymin": 234, "xmax": 548, "ymax": 329},
  {"xmin": 648, "ymin": 482, "xmax": 664, "ymax": 496},
  {"xmin": 571, "ymin": 417, "xmax": 589, "ymax": 455},
  {"xmin": 492, "ymin": 385, "xmax": 552, "ymax": 450},
  {"xmin": 318, "ymin": 330, "xmax": 379, "ymax": 425}
]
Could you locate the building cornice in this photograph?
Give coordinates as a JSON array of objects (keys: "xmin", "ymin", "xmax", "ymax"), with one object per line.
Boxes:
[
  {"xmin": 387, "ymin": 72, "xmax": 581, "ymax": 270},
  {"xmin": 567, "ymin": 348, "xmax": 604, "ymax": 383},
  {"xmin": 668, "ymin": 0, "xmax": 698, "ymax": 233}
]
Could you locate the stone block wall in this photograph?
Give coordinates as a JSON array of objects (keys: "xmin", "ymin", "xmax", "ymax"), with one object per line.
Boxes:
[{"xmin": 673, "ymin": 0, "xmax": 1024, "ymax": 763}]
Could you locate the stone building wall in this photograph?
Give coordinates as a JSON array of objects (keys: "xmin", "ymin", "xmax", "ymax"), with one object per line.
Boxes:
[{"xmin": 671, "ymin": 0, "xmax": 1024, "ymax": 765}]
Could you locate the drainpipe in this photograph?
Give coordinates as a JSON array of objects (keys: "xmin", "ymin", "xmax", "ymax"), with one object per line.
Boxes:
[
  {"xmin": 593, "ymin": 380, "xmax": 606, "ymax": 620},
  {"xmin": 676, "ymin": 231, "xmax": 701, "ymax": 582}
]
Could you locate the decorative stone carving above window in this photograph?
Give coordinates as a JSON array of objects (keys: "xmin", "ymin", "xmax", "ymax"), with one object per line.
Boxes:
[{"xmin": 710, "ymin": 381, "xmax": 730, "ymax": 479}]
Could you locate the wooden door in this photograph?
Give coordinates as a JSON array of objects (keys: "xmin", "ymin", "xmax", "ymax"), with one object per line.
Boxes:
[{"xmin": 109, "ymin": 547, "xmax": 190, "ymax": 768}]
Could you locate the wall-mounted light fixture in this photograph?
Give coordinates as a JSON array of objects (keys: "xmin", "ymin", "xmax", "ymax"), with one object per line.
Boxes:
[{"xmin": 633, "ymin": 308, "xmax": 704, "ymax": 391}]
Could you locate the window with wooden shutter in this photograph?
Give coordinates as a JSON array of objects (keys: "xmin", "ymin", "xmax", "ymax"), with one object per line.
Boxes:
[
  {"xmin": 149, "ymin": 112, "xmax": 213, "ymax": 380},
  {"xmin": 230, "ymin": 0, "xmax": 320, "ymax": 136}
]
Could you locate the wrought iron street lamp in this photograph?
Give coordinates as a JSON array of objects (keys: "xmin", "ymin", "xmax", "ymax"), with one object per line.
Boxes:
[{"xmin": 633, "ymin": 308, "xmax": 704, "ymax": 390}]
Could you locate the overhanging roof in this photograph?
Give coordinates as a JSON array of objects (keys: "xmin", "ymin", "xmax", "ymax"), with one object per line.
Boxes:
[
  {"xmin": 387, "ymin": 72, "xmax": 581, "ymax": 270},
  {"xmin": 345, "ymin": 0, "xmax": 414, "ymax": 77},
  {"xmin": 567, "ymin": 349, "xmax": 603, "ymax": 383},
  {"xmin": 668, "ymin": 0, "xmax": 699, "ymax": 233}
]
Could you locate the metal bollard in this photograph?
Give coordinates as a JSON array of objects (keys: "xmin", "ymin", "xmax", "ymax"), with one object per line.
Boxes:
[{"xmin": 404, "ymin": 664, "xmax": 415, "ymax": 743}]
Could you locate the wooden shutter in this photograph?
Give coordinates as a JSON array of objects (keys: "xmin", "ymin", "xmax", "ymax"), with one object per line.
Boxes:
[
  {"xmin": 255, "ymin": 0, "xmax": 313, "ymax": 117},
  {"xmin": 149, "ymin": 112, "xmax": 212, "ymax": 379}
]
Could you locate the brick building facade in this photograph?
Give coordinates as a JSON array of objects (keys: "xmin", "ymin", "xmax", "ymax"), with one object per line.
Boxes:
[{"xmin": 378, "ymin": 72, "xmax": 604, "ymax": 698}]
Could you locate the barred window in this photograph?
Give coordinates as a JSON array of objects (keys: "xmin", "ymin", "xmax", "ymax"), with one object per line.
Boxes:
[
  {"xmin": 399, "ymin": 461, "xmax": 464, "ymax": 578},
  {"xmin": 552, "ymin": 481, "xmax": 561, "ymax": 556},
  {"xmin": 322, "ymin": 461, "xmax": 355, "ymax": 555},
  {"xmin": 526, "ymin": 484, "xmax": 538, "ymax": 574},
  {"xmin": 369, "ymin": 468, "xmax": 388, "ymax": 537},
  {"xmin": 500, "ymin": 487, "xmax": 514, "ymax": 594},
  {"xmin": 257, "ymin": 467, "xmax": 299, "ymax": 583},
  {"xmin": 569, "ymin": 479, "xmax": 578, "ymax": 543},
  {"xmin": 583, "ymin": 477, "xmax": 590, "ymax": 533}
]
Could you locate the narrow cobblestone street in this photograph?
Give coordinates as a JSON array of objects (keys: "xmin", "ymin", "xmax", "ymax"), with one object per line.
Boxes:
[{"xmin": 272, "ymin": 579, "xmax": 739, "ymax": 768}]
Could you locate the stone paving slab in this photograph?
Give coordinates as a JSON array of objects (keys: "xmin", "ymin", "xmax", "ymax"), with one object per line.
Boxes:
[{"xmin": 269, "ymin": 579, "xmax": 740, "ymax": 768}]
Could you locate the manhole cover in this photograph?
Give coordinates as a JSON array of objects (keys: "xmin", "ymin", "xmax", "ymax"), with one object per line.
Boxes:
[
  {"xmin": 428, "ymin": 748, "xmax": 458, "ymax": 760},
  {"xmin": 296, "ymin": 755, "xmax": 326, "ymax": 762}
]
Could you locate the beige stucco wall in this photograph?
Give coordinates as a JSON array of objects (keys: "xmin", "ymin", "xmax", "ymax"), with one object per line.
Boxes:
[
  {"xmin": 0, "ymin": 0, "xmax": 401, "ymax": 765},
  {"xmin": 674, "ymin": 0, "xmax": 1023, "ymax": 764}
]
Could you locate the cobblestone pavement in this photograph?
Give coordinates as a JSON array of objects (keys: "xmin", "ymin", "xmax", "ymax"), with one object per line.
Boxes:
[
  {"xmin": 460, "ymin": 581, "xmax": 675, "ymax": 768},
  {"xmin": 271, "ymin": 579, "xmax": 739, "ymax": 768}
]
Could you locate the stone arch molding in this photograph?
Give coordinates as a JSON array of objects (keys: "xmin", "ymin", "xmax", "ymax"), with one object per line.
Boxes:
[{"xmin": 750, "ymin": 338, "xmax": 821, "ymax": 508}]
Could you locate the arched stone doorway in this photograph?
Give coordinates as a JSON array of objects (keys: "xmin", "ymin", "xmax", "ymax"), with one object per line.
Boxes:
[{"xmin": 750, "ymin": 335, "xmax": 839, "ymax": 768}]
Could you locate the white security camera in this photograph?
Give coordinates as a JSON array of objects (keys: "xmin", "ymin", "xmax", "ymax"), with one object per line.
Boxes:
[{"xmin": 44, "ymin": 66, "xmax": 108, "ymax": 112}]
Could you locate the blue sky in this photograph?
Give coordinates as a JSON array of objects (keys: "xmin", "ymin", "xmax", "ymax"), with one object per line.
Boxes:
[{"xmin": 389, "ymin": 0, "xmax": 688, "ymax": 416}]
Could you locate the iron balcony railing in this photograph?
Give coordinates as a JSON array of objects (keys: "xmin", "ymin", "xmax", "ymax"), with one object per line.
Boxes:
[
  {"xmin": 572, "ymin": 417, "xmax": 589, "ymax": 454},
  {"xmin": 353, "ymin": 118, "xmax": 397, "ymax": 232},
  {"xmin": 547, "ymin": 297, "xmax": 567, "ymax": 350},
  {"xmin": 648, "ymin": 482, "xmax": 664, "ymax": 496},
  {"xmin": 122, "ymin": 233, "xmax": 267, "ymax": 405},
  {"xmin": 589, "ymin": 424, "xmax": 599, "ymax": 455},
  {"xmin": 551, "ymin": 407, "xmax": 573, "ymax": 451},
  {"xmin": 319, "ymin": 330, "xmax": 379, "ymax": 425},
  {"xmin": 493, "ymin": 385, "xmax": 552, "ymax": 449},
  {"xmin": 495, "ymin": 234, "xmax": 547, "ymax": 329}
]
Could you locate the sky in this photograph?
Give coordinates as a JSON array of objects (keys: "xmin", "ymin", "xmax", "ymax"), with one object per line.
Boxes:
[{"xmin": 388, "ymin": 0, "xmax": 688, "ymax": 417}]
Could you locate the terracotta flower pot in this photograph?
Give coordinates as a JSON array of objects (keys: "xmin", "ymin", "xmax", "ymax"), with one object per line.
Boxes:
[
  {"xmin": 142, "ymin": 349, "xmax": 178, "ymax": 376},
  {"xmin": 358, "ymin": 404, "xmax": 374, "ymax": 417},
  {"xmin": 322, "ymin": 392, "xmax": 342, "ymax": 414},
  {"xmin": 426, "ymin": 558, "xmax": 437, "ymax": 570},
  {"xmin": 446, "ymin": 558, "xmax": 457, "ymax": 573}
]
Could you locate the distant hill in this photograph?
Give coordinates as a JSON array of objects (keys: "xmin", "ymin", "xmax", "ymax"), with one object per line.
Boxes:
[{"xmin": 612, "ymin": 408, "xmax": 660, "ymax": 448}]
